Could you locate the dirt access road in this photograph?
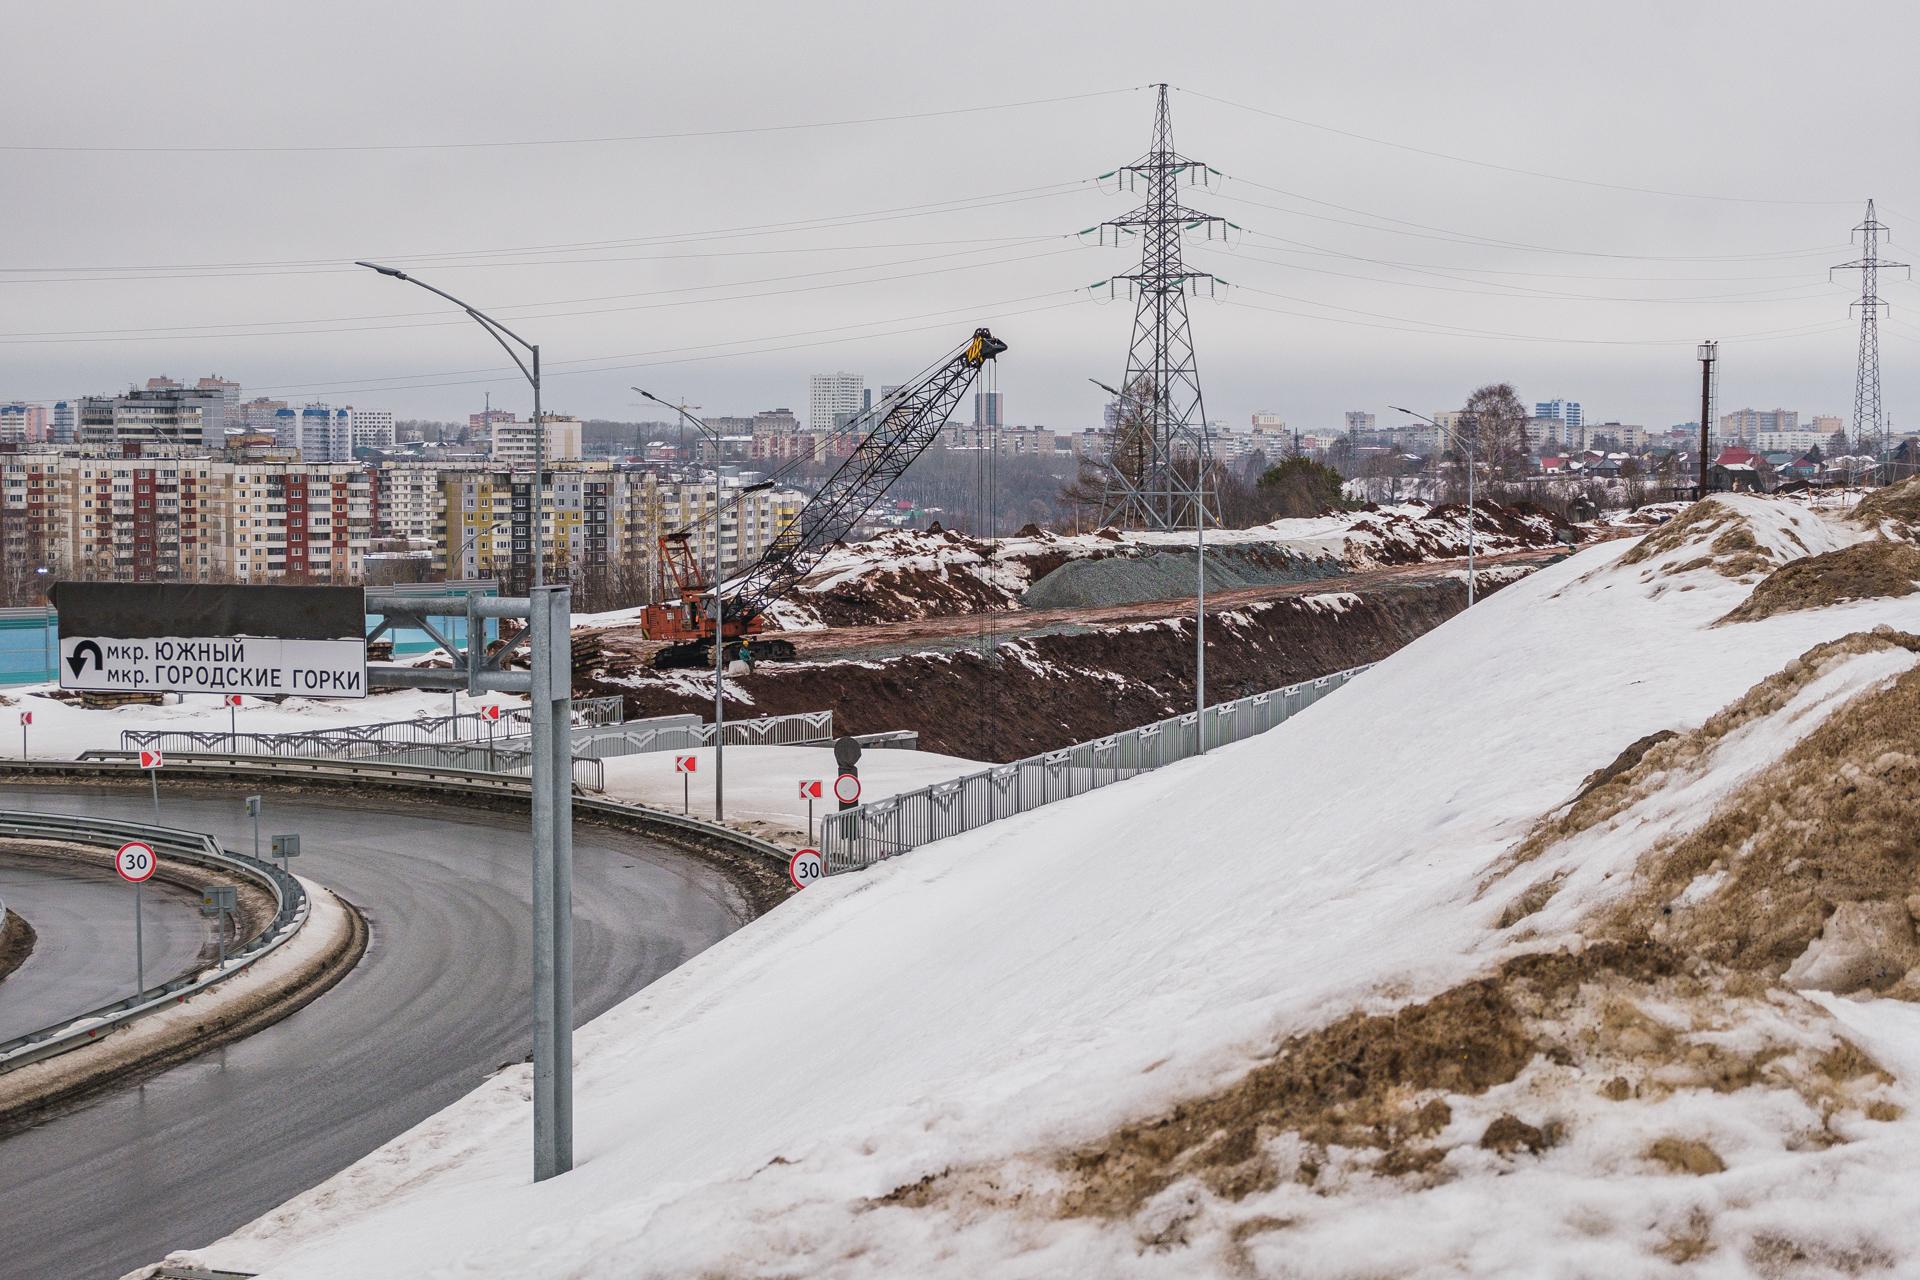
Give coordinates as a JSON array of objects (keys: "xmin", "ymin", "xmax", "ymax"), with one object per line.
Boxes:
[{"xmin": 771, "ymin": 546, "xmax": 1569, "ymax": 663}]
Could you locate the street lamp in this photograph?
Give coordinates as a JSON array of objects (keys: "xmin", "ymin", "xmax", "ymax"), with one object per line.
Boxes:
[
  {"xmin": 1392, "ymin": 406, "xmax": 1477, "ymax": 606},
  {"xmin": 357, "ymin": 262, "xmax": 547, "ymax": 591},
  {"xmin": 1093, "ymin": 376, "xmax": 1210, "ymax": 744},
  {"xmin": 635, "ymin": 390, "xmax": 775, "ymax": 823}
]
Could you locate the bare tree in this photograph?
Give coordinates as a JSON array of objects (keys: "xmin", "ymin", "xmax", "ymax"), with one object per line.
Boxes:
[{"xmin": 1462, "ymin": 383, "xmax": 1529, "ymax": 479}]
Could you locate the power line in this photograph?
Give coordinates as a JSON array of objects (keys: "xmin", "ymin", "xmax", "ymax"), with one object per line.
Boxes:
[
  {"xmin": 1239, "ymin": 229, "xmax": 1844, "ymax": 285},
  {"xmin": 0, "ymin": 87, "xmax": 1144, "ymax": 154},
  {"xmin": 1176, "ymin": 86, "xmax": 1859, "ymax": 208},
  {"xmin": 0, "ymin": 244, "xmax": 1091, "ymax": 344}
]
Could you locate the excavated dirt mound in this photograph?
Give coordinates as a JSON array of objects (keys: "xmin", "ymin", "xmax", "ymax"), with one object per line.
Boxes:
[
  {"xmin": 1718, "ymin": 539, "xmax": 1920, "ymax": 624},
  {"xmin": 587, "ymin": 578, "xmax": 1481, "ymax": 761},
  {"xmin": 1617, "ymin": 499, "xmax": 1776, "ymax": 579},
  {"xmin": 1852, "ymin": 476, "xmax": 1920, "ymax": 537},
  {"xmin": 1592, "ymin": 635, "xmax": 1920, "ymax": 993},
  {"xmin": 0, "ymin": 909, "xmax": 35, "ymax": 984}
]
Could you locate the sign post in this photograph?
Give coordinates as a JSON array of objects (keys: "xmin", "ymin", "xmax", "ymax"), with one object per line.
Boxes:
[
  {"xmin": 226, "ymin": 693, "xmax": 243, "ymax": 750},
  {"xmin": 799, "ymin": 779, "xmax": 823, "ymax": 843},
  {"xmin": 271, "ymin": 833, "xmax": 300, "ymax": 872},
  {"xmin": 675, "ymin": 753, "xmax": 697, "ymax": 814},
  {"xmin": 116, "ymin": 840, "xmax": 156, "ymax": 994},
  {"xmin": 484, "ymin": 703, "xmax": 501, "ymax": 770},
  {"xmin": 17, "ymin": 709, "xmax": 28, "ymax": 759},
  {"xmin": 245, "ymin": 794, "xmax": 263, "ymax": 860},
  {"xmin": 199, "ymin": 884, "xmax": 237, "ymax": 970},
  {"xmin": 139, "ymin": 748, "xmax": 164, "ymax": 816}
]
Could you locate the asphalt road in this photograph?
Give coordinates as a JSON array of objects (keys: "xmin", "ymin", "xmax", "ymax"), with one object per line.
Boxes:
[
  {"xmin": 0, "ymin": 783, "xmax": 753, "ymax": 1280},
  {"xmin": 0, "ymin": 856, "xmax": 211, "ymax": 1043}
]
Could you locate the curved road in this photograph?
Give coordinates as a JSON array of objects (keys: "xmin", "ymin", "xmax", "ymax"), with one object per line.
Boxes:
[
  {"xmin": 0, "ymin": 783, "xmax": 753, "ymax": 1280},
  {"xmin": 0, "ymin": 857, "xmax": 211, "ymax": 1043}
]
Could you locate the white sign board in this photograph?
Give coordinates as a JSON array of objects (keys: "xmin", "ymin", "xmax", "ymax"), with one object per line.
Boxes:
[
  {"xmin": 60, "ymin": 635, "xmax": 366, "ymax": 699},
  {"xmin": 139, "ymin": 748, "xmax": 164, "ymax": 770},
  {"xmin": 116, "ymin": 840, "xmax": 157, "ymax": 884},
  {"xmin": 674, "ymin": 754, "xmax": 698, "ymax": 774},
  {"xmin": 833, "ymin": 773, "xmax": 862, "ymax": 804},
  {"xmin": 799, "ymin": 779, "xmax": 823, "ymax": 800}
]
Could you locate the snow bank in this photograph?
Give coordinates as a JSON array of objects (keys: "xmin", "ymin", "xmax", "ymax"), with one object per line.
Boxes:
[
  {"xmin": 1, "ymin": 684, "xmax": 525, "ymax": 761},
  {"xmin": 180, "ymin": 496, "xmax": 1920, "ymax": 1278},
  {"xmin": 598, "ymin": 744, "xmax": 986, "ymax": 843}
]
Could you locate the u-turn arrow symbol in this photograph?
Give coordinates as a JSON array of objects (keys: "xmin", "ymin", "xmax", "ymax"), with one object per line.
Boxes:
[{"xmin": 67, "ymin": 639, "xmax": 103, "ymax": 678}]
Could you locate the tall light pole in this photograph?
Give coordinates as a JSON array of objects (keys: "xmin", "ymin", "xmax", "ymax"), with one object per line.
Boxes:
[
  {"xmin": 636, "ymin": 390, "xmax": 772, "ymax": 822},
  {"xmin": 1094, "ymin": 377, "xmax": 1209, "ymax": 740},
  {"xmin": 357, "ymin": 262, "xmax": 546, "ymax": 591},
  {"xmin": 1392, "ymin": 406, "xmax": 1477, "ymax": 606}
]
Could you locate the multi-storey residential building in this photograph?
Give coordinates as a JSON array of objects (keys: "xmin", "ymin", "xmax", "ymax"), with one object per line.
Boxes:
[
  {"xmin": 291, "ymin": 404, "xmax": 353, "ymax": 462},
  {"xmin": 1755, "ymin": 429, "xmax": 1830, "ymax": 454},
  {"xmin": 945, "ymin": 424, "xmax": 1057, "ymax": 456},
  {"xmin": 242, "ymin": 397, "xmax": 290, "ymax": 433},
  {"xmin": 1535, "ymin": 399, "xmax": 1584, "ymax": 431},
  {"xmin": 973, "ymin": 390, "xmax": 1004, "ymax": 428},
  {"xmin": 1720, "ymin": 408, "xmax": 1797, "ymax": 442},
  {"xmin": 1250, "ymin": 412, "xmax": 1286, "ymax": 431},
  {"xmin": 0, "ymin": 451, "xmax": 368, "ymax": 584},
  {"xmin": 809, "ymin": 371, "xmax": 865, "ymax": 431},
  {"xmin": 0, "ymin": 403, "xmax": 49, "ymax": 443},
  {"xmin": 1809, "ymin": 414, "xmax": 1844, "ymax": 440},
  {"xmin": 488, "ymin": 413, "xmax": 582, "ymax": 463},
  {"xmin": 347, "ymin": 407, "xmax": 396, "ymax": 453},
  {"xmin": 51, "ymin": 401, "xmax": 75, "ymax": 444},
  {"xmin": 1344, "ymin": 411, "xmax": 1375, "ymax": 434},
  {"xmin": 76, "ymin": 385, "xmax": 230, "ymax": 450}
]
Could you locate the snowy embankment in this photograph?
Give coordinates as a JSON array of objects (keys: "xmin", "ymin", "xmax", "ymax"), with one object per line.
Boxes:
[
  {"xmin": 178, "ymin": 488, "xmax": 1920, "ymax": 1277},
  {"xmin": 598, "ymin": 744, "xmax": 986, "ymax": 843},
  {"xmin": 0, "ymin": 685, "xmax": 525, "ymax": 760},
  {"xmin": 749, "ymin": 502, "xmax": 1565, "ymax": 630}
]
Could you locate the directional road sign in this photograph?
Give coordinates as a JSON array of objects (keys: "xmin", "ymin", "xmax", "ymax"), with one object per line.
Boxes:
[
  {"xmin": 788, "ymin": 847, "xmax": 825, "ymax": 889},
  {"xmin": 272, "ymin": 833, "xmax": 301, "ymax": 859},
  {"xmin": 674, "ymin": 754, "xmax": 698, "ymax": 774},
  {"xmin": 51, "ymin": 582, "xmax": 367, "ymax": 699},
  {"xmin": 483, "ymin": 704, "xmax": 503, "ymax": 721},
  {"xmin": 17, "ymin": 711, "xmax": 29, "ymax": 726},
  {"xmin": 798, "ymin": 779, "xmax": 824, "ymax": 800},
  {"xmin": 115, "ymin": 841, "xmax": 157, "ymax": 884},
  {"xmin": 832, "ymin": 773, "xmax": 862, "ymax": 805},
  {"xmin": 139, "ymin": 748, "xmax": 164, "ymax": 770}
]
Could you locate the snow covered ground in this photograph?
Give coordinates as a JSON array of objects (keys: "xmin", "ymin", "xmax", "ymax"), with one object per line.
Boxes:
[
  {"xmin": 598, "ymin": 744, "xmax": 986, "ymax": 843},
  {"xmin": 0, "ymin": 684, "xmax": 527, "ymax": 760},
  {"xmin": 171, "ymin": 490, "xmax": 1920, "ymax": 1278}
]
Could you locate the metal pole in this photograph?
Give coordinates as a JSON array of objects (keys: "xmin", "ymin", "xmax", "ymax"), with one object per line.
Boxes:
[
  {"xmin": 528, "ymin": 587, "xmax": 559, "ymax": 1180},
  {"xmin": 1697, "ymin": 341, "xmax": 1716, "ymax": 500},
  {"xmin": 149, "ymin": 767, "xmax": 159, "ymax": 817},
  {"xmin": 253, "ymin": 810, "xmax": 260, "ymax": 862},
  {"xmin": 1466, "ymin": 430, "xmax": 1477, "ymax": 608},
  {"xmin": 531, "ymin": 345, "xmax": 544, "ymax": 591},
  {"xmin": 712, "ymin": 440, "xmax": 725, "ymax": 823},
  {"xmin": 1195, "ymin": 457, "xmax": 1206, "ymax": 751},
  {"xmin": 545, "ymin": 586, "xmax": 575, "ymax": 1175},
  {"xmin": 134, "ymin": 882, "xmax": 144, "ymax": 993},
  {"xmin": 229, "ymin": 699, "xmax": 237, "ymax": 752}
]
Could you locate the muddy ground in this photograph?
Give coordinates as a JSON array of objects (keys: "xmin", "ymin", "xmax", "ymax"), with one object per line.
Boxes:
[{"xmin": 584, "ymin": 571, "xmax": 1521, "ymax": 761}]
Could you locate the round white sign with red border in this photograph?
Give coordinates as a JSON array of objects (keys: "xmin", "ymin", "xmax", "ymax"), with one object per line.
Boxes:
[
  {"xmin": 788, "ymin": 847, "xmax": 824, "ymax": 889},
  {"xmin": 116, "ymin": 840, "xmax": 157, "ymax": 884},
  {"xmin": 832, "ymin": 773, "xmax": 861, "ymax": 804}
]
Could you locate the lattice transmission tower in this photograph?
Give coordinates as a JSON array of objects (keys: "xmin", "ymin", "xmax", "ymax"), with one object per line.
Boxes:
[
  {"xmin": 1832, "ymin": 199, "xmax": 1907, "ymax": 467},
  {"xmin": 1097, "ymin": 84, "xmax": 1227, "ymax": 530}
]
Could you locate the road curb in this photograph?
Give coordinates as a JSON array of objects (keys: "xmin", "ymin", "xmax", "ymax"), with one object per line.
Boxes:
[{"xmin": 0, "ymin": 878, "xmax": 366, "ymax": 1134}]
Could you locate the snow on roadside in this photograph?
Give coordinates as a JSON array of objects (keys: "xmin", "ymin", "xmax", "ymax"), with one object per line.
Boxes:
[
  {"xmin": 598, "ymin": 744, "xmax": 987, "ymax": 842},
  {"xmin": 178, "ymin": 494, "xmax": 1920, "ymax": 1279},
  {"xmin": 0, "ymin": 684, "xmax": 526, "ymax": 761}
]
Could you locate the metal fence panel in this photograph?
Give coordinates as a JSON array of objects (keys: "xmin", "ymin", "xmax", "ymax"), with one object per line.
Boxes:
[{"xmin": 818, "ymin": 664, "xmax": 1372, "ymax": 874}]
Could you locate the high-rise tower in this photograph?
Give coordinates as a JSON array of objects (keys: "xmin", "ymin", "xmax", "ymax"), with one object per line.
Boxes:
[
  {"xmin": 1098, "ymin": 85, "xmax": 1225, "ymax": 529},
  {"xmin": 1832, "ymin": 200, "xmax": 1907, "ymax": 465}
]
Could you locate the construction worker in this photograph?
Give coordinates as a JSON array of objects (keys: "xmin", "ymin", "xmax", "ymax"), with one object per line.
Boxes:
[{"xmin": 739, "ymin": 637, "xmax": 756, "ymax": 674}]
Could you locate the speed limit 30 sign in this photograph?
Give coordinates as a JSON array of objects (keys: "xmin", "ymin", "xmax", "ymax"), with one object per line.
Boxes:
[
  {"xmin": 116, "ymin": 840, "xmax": 157, "ymax": 883},
  {"xmin": 788, "ymin": 847, "xmax": 824, "ymax": 889}
]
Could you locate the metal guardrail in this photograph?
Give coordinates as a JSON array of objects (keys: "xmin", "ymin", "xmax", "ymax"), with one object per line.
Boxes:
[
  {"xmin": 818, "ymin": 664, "xmax": 1373, "ymax": 874},
  {"xmin": 568, "ymin": 709, "xmax": 835, "ymax": 761},
  {"xmin": 118, "ymin": 695, "xmax": 624, "ymax": 761},
  {"xmin": 0, "ymin": 810, "xmax": 308, "ymax": 1074},
  {"xmin": 7, "ymin": 755, "xmax": 793, "ymax": 868},
  {"xmin": 360, "ymin": 740, "xmax": 606, "ymax": 791}
]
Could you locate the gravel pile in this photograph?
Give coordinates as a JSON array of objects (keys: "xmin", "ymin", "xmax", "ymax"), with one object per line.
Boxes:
[{"xmin": 1023, "ymin": 546, "xmax": 1337, "ymax": 610}]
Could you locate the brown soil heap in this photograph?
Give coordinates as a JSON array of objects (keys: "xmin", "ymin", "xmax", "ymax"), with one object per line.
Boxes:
[
  {"xmin": 1851, "ymin": 476, "xmax": 1920, "ymax": 538},
  {"xmin": 1718, "ymin": 539, "xmax": 1920, "ymax": 625}
]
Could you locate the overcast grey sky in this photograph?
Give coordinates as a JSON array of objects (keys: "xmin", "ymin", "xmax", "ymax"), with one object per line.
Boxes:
[{"xmin": 4, "ymin": 0, "xmax": 1917, "ymax": 435}]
